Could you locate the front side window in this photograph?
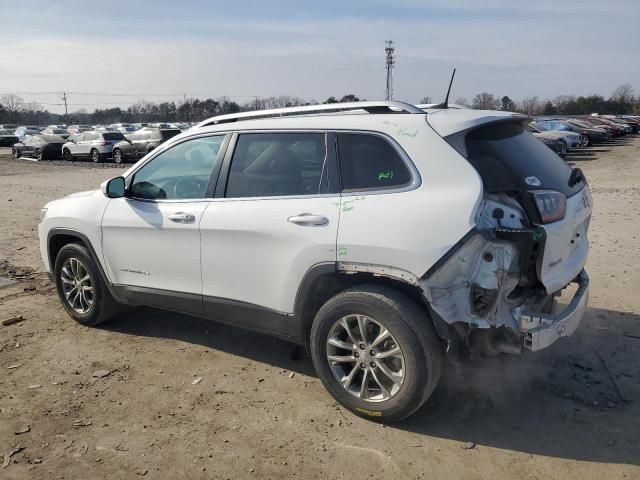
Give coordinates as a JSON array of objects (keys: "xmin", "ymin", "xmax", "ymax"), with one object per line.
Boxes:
[
  {"xmin": 130, "ymin": 136, "xmax": 224, "ymax": 200},
  {"xmin": 226, "ymin": 133, "xmax": 327, "ymax": 198},
  {"xmin": 337, "ymin": 133, "xmax": 411, "ymax": 190}
]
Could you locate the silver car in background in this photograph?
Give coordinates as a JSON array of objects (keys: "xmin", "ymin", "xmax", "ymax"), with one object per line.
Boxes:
[{"xmin": 62, "ymin": 130, "xmax": 126, "ymax": 162}]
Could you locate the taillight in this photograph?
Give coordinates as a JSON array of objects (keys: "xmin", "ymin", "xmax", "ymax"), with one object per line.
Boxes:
[{"xmin": 531, "ymin": 190, "xmax": 566, "ymax": 224}]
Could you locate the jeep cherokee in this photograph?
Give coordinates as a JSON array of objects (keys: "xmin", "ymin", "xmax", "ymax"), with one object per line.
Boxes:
[{"xmin": 38, "ymin": 101, "xmax": 591, "ymax": 422}]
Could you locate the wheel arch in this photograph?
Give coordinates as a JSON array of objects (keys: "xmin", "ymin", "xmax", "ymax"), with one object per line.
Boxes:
[
  {"xmin": 47, "ymin": 228, "xmax": 124, "ymax": 302},
  {"xmin": 294, "ymin": 263, "xmax": 448, "ymax": 351}
]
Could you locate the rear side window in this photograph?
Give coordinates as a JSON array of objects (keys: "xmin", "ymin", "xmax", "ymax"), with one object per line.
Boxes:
[
  {"xmin": 337, "ymin": 133, "xmax": 411, "ymax": 191},
  {"xmin": 161, "ymin": 130, "xmax": 181, "ymax": 141},
  {"xmin": 102, "ymin": 132, "xmax": 124, "ymax": 141},
  {"xmin": 226, "ymin": 133, "xmax": 327, "ymax": 198}
]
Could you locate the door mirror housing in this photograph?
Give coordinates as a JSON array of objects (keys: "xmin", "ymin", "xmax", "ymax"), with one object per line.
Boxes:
[{"xmin": 102, "ymin": 176, "xmax": 126, "ymax": 198}]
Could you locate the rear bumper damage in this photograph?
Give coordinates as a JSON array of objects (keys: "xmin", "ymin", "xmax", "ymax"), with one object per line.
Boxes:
[{"xmin": 521, "ymin": 270, "xmax": 589, "ymax": 351}]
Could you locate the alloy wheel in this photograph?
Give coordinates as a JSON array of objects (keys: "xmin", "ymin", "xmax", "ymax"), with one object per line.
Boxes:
[
  {"xmin": 60, "ymin": 257, "xmax": 94, "ymax": 314},
  {"xmin": 326, "ymin": 314, "xmax": 405, "ymax": 402}
]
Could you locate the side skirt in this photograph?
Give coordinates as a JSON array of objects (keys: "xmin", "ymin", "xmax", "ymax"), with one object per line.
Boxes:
[{"xmin": 112, "ymin": 285, "xmax": 304, "ymax": 345}]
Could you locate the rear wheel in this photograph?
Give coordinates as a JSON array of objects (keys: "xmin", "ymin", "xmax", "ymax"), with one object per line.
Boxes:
[
  {"xmin": 11, "ymin": 147, "xmax": 19, "ymax": 159},
  {"xmin": 91, "ymin": 149, "xmax": 101, "ymax": 163},
  {"xmin": 35, "ymin": 148, "xmax": 44, "ymax": 161},
  {"xmin": 581, "ymin": 136, "xmax": 590, "ymax": 147},
  {"xmin": 54, "ymin": 243, "xmax": 123, "ymax": 326},
  {"xmin": 310, "ymin": 285, "xmax": 443, "ymax": 423}
]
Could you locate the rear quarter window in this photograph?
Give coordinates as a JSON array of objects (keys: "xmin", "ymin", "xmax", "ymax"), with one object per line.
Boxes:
[{"xmin": 336, "ymin": 133, "xmax": 411, "ymax": 191}]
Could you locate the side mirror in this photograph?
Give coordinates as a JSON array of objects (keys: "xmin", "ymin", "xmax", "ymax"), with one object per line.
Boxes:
[{"xmin": 101, "ymin": 176, "xmax": 126, "ymax": 198}]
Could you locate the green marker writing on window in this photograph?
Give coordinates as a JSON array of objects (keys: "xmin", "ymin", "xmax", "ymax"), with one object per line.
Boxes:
[{"xmin": 378, "ymin": 170, "xmax": 394, "ymax": 181}]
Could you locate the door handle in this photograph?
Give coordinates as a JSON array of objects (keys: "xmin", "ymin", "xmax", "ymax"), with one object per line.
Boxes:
[
  {"xmin": 287, "ymin": 213, "xmax": 329, "ymax": 226},
  {"xmin": 168, "ymin": 212, "xmax": 196, "ymax": 224}
]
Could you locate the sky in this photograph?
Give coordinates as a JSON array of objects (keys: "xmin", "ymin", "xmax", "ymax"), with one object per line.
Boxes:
[{"xmin": 0, "ymin": 0, "xmax": 638, "ymax": 114}]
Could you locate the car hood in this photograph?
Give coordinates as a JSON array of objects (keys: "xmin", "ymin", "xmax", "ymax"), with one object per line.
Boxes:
[{"xmin": 66, "ymin": 189, "xmax": 99, "ymax": 199}]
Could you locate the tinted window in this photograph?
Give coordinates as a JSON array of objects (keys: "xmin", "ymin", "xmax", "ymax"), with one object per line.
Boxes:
[
  {"xmin": 102, "ymin": 132, "xmax": 125, "ymax": 141},
  {"xmin": 226, "ymin": 133, "xmax": 326, "ymax": 198},
  {"xmin": 130, "ymin": 136, "xmax": 224, "ymax": 200},
  {"xmin": 461, "ymin": 121, "xmax": 581, "ymax": 196},
  {"xmin": 161, "ymin": 129, "xmax": 181, "ymax": 141},
  {"xmin": 337, "ymin": 133, "xmax": 411, "ymax": 190}
]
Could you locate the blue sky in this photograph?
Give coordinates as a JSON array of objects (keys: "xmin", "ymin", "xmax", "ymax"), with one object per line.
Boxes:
[{"xmin": 0, "ymin": 0, "xmax": 638, "ymax": 113}]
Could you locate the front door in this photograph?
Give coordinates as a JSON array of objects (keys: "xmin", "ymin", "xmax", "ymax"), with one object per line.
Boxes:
[
  {"xmin": 101, "ymin": 134, "xmax": 227, "ymax": 313},
  {"xmin": 199, "ymin": 132, "xmax": 340, "ymax": 335}
]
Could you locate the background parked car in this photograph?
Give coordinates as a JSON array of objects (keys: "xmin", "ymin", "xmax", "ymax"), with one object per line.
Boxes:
[
  {"xmin": 108, "ymin": 123, "xmax": 137, "ymax": 134},
  {"xmin": 538, "ymin": 119, "xmax": 606, "ymax": 146},
  {"xmin": 0, "ymin": 124, "xmax": 18, "ymax": 131},
  {"xmin": 0, "ymin": 129, "xmax": 19, "ymax": 146},
  {"xmin": 11, "ymin": 135, "xmax": 66, "ymax": 160},
  {"xmin": 526, "ymin": 123, "xmax": 580, "ymax": 151},
  {"xmin": 41, "ymin": 127, "xmax": 71, "ymax": 139},
  {"xmin": 67, "ymin": 125, "xmax": 93, "ymax": 135},
  {"xmin": 111, "ymin": 127, "xmax": 181, "ymax": 163},
  {"xmin": 14, "ymin": 126, "xmax": 44, "ymax": 141},
  {"xmin": 62, "ymin": 131, "xmax": 126, "ymax": 162}
]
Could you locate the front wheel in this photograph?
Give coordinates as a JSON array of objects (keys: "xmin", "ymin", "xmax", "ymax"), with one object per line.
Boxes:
[
  {"xmin": 12, "ymin": 147, "xmax": 19, "ymax": 159},
  {"xmin": 35, "ymin": 148, "xmax": 44, "ymax": 161},
  {"xmin": 310, "ymin": 285, "xmax": 443, "ymax": 423},
  {"xmin": 63, "ymin": 148, "xmax": 73, "ymax": 161},
  {"xmin": 54, "ymin": 243, "xmax": 123, "ymax": 326}
]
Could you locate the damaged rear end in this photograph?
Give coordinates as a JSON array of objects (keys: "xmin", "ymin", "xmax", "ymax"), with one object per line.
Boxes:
[{"xmin": 422, "ymin": 115, "xmax": 591, "ymax": 355}]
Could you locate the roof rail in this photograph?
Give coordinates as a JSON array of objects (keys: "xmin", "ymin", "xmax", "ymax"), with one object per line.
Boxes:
[{"xmin": 195, "ymin": 101, "xmax": 424, "ymax": 128}]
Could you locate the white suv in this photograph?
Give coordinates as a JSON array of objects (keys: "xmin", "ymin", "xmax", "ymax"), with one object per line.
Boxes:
[{"xmin": 38, "ymin": 101, "xmax": 591, "ymax": 422}]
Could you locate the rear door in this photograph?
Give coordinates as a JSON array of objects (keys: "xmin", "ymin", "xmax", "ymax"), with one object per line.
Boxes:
[
  {"xmin": 79, "ymin": 132, "xmax": 97, "ymax": 156},
  {"xmin": 199, "ymin": 132, "xmax": 340, "ymax": 334}
]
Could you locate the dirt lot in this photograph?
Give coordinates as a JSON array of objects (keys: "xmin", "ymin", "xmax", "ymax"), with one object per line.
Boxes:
[{"xmin": 1, "ymin": 141, "xmax": 639, "ymax": 480}]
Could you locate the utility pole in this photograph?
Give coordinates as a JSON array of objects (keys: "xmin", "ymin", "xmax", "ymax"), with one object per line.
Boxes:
[
  {"xmin": 254, "ymin": 96, "xmax": 259, "ymax": 111},
  {"xmin": 61, "ymin": 92, "xmax": 69, "ymax": 124},
  {"xmin": 385, "ymin": 40, "xmax": 395, "ymax": 101}
]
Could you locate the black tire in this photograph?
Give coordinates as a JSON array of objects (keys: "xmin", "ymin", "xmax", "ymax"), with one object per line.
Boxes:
[
  {"xmin": 310, "ymin": 285, "xmax": 443, "ymax": 423},
  {"xmin": 53, "ymin": 243, "xmax": 122, "ymax": 326},
  {"xmin": 90, "ymin": 149, "xmax": 101, "ymax": 163},
  {"xmin": 35, "ymin": 148, "xmax": 44, "ymax": 161},
  {"xmin": 63, "ymin": 148, "xmax": 73, "ymax": 161},
  {"xmin": 113, "ymin": 148, "xmax": 124, "ymax": 164},
  {"xmin": 11, "ymin": 147, "xmax": 19, "ymax": 159},
  {"xmin": 581, "ymin": 136, "xmax": 590, "ymax": 148}
]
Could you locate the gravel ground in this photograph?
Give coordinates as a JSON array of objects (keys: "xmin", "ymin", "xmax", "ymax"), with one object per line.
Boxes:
[{"xmin": 0, "ymin": 141, "xmax": 639, "ymax": 479}]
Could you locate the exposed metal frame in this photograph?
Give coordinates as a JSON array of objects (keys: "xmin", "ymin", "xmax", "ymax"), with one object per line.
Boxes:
[{"xmin": 195, "ymin": 101, "xmax": 425, "ymax": 128}]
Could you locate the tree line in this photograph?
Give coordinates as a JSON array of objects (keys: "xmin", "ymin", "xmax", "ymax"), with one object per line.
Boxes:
[
  {"xmin": 464, "ymin": 84, "xmax": 637, "ymax": 116},
  {"xmin": 0, "ymin": 85, "xmax": 637, "ymax": 125}
]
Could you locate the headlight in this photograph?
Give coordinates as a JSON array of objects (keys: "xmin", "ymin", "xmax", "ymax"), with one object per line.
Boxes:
[
  {"xmin": 40, "ymin": 207, "xmax": 48, "ymax": 221},
  {"xmin": 531, "ymin": 190, "xmax": 566, "ymax": 224}
]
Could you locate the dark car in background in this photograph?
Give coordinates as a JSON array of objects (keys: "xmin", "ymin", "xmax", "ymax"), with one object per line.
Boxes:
[
  {"xmin": 0, "ymin": 129, "xmax": 19, "ymax": 146},
  {"xmin": 111, "ymin": 127, "xmax": 181, "ymax": 163},
  {"xmin": 11, "ymin": 135, "xmax": 66, "ymax": 160}
]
